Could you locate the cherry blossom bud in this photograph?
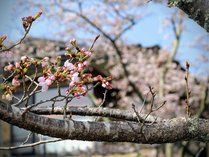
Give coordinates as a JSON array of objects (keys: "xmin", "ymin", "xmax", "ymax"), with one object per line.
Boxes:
[
  {"xmin": 70, "ymin": 39, "xmax": 76, "ymax": 46},
  {"xmin": 74, "ymin": 92, "xmax": 80, "ymax": 99},
  {"xmin": 94, "ymin": 75, "xmax": 102, "ymax": 81},
  {"xmin": 34, "ymin": 11, "xmax": 42, "ymax": 20},
  {"xmin": 83, "ymin": 61, "xmax": 89, "ymax": 67},
  {"xmin": 15, "ymin": 62, "xmax": 20, "ymax": 68},
  {"xmin": 78, "ymin": 62, "xmax": 83, "ymax": 71},
  {"xmin": 42, "ymin": 62, "xmax": 48, "ymax": 67},
  {"xmin": 0, "ymin": 35, "xmax": 7, "ymax": 44},
  {"xmin": 49, "ymin": 75, "xmax": 56, "ymax": 81},
  {"xmin": 69, "ymin": 81, "xmax": 75, "ymax": 88},
  {"xmin": 22, "ymin": 16, "xmax": 34, "ymax": 30},
  {"xmin": 102, "ymin": 81, "xmax": 112, "ymax": 89}
]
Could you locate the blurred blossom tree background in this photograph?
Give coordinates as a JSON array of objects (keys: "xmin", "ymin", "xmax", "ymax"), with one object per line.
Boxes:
[{"xmin": 0, "ymin": 0, "xmax": 209, "ymax": 157}]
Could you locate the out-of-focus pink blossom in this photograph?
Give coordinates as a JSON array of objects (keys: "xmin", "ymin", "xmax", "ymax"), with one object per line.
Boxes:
[
  {"xmin": 15, "ymin": 62, "xmax": 20, "ymax": 68},
  {"xmin": 49, "ymin": 75, "xmax": 56, "ymax": 81},
  {"xmin": 38, "ymin": 76, "xmax": 45, "ymax": 83},
  {"xmin": 102, "ymin": 81, "xmax": 112, "ymax": 89},
  {"xmin": 93, "ymin": 75, "xmax": 103, "ymax": 81},
  {"xmin": 42, "ymin": 61, "xmax": 48, "ymax": 67},
  {"xmin": 74, "ymin": 92, "xmax": 81, "ymax": 99},
  {"xmin": 43, "ymin": 57, "xmax": 49, "ymax": 61},
  {"xmin": 83, "ymin": 61, "xmax": 89, "ymax": 67},
  {"xmin": 4, "ymin": 64, "xmax": 14, "ymax": 71},
  {"xmin": 64, "ymin": 60, "xmax": 75, "ymax": 70},
  {"xmin": 77, "ymin": 62, "xmax": 83, "ymax": 71},
  {"xmin": 12, "ymin": 78, "xmax": 20, "ymax": 87},
  {"xmin": 45, "ymin": 79, "xmax": 53, "ymax": 86},
  {"xmin": 71, "ymin": 72, "xmax": 80, "ymax": 82},
  {"xmin": 38, "ymin": 76, "xmax": 48, "ymax": 92},
  {"xmin": 69, "ymin": 81, "xmax": 75, "ymax": 88},
  {"xmin": 84, "ymin": 51, "xmax": 92, "ymax": 56},
  {"xmin": 38, "ymin": 76, "xmax": 55, "ymax": 92}
]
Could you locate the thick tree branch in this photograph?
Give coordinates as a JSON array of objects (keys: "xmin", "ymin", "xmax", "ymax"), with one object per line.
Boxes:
[
  {"xmin": 1, "ymin": 101, "xmax": 209, "ymax": 143},
  {"xmin": 26, "ymin": 106, "xmax": 164, "ymax": 123},
  {"xmin": 168, "ymin": 0, "xmax": 209, "ymax": 32}
]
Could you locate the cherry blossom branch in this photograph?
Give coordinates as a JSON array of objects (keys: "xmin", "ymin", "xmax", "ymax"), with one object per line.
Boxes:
[
  {"xmin": 0, "ymin": 11, "xmax": 42, "ymax": 53},
  {"xmin": 56, "ymin": 3, "xmax": 144, "ymax": 101},
  {"xmin": 1, "ymin": 101, "xmax": 209, "ymax": 144}
]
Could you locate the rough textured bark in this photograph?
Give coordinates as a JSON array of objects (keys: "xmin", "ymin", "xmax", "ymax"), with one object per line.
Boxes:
[
  {"xmin": 168, "ymin": 0, "xmax": 209, "ymax": 32},
  {"xmin": 28, "ymin": 106, "xmax": 164, "ymax": 123},
  {"xmin": 1, "ymin": 101, "xmax": 209, "ymax": 143}
]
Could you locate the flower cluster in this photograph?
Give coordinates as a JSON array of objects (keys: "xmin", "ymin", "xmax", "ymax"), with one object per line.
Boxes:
[
  {"xmin": 22, "ymin": 11, "xmax": 42, "ymax": 31},
  {"xmin": 1, "ymin": 39, "xmax": 112, "ymax": 101}
]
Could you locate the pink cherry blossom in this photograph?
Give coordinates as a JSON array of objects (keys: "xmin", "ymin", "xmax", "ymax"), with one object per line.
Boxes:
[
  {"xmin": 38, "ymin": 76, "xmax": 45, "ymax": 83},
  {"xmin": 84, "ymin": 51, "xmax": 92, "ymax": 56},
  {"xmin": 12, "ymin": 78, "xmax": 20, "ymax": 87},
  {"xmin": 64, "ymin": 60, "xmax": 75, "ymax": 70},
  {"xmin": 49, "ymin": 75, "xmax": 56, "ymax": 81},
  {"xmin": 45, "ymin": 79, "xmax": 53, "ymax": 86},
  {"xmin": 4, "ymin": 64, "xmax": 14, "ymax": 71},
  {"xmin": 77, "ymin": 62, "xmax": 83, "ymax": 71},
  {"xmin": 42, "ymin": 62, "xmax": 48, "ymax": 67},
  {"xmin": 83, "ymin": 61, "xmax": 89, "ymax": 67},
  {"xmin": 102, "ymin": 81, "xmax": 112, "ymax": 89},
  {"xmin": 71, "ymin": 72, "xmax": 80, "ymax": 82},
  {"xmin": 69, "ymin": 81, "xmax": 75, "ymax": 88},
  {"xmin": 15, "ymin": 62, "xmax": 20, "ymax": 68},
  {"xmin": 38, "ymin": 76, "xmax": 48, "ymax": 92}
]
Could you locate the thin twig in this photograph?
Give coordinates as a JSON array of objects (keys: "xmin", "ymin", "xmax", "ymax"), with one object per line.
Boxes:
[
  {"xmin": 22, "ymin": 132, "xmax": 32, "ymax": 145},
  {"xmin": 185, "ymin": 61, "xmax": 191, "ymax": 117},
  {"xmin": 98, "ymin": 90, "xmax": 107, "ymax": 107},
  {"xmin": 132, "ymin": 104, "xmax": 145, "ymax": 123},
  {"xmin": 0, "ymin": 139, "xmax": 63, "ymax": 150}
]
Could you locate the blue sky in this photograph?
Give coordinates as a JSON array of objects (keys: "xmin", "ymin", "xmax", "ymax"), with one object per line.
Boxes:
[{"xmin": 0, "ymin": 0, "xmax": 208, "ymax": 76}]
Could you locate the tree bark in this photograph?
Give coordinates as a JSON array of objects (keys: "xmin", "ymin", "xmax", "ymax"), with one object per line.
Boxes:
[
  {"xmin": 28, "ymin": 106, "xmax": 164, "ymax": 123},
  {"xmin": 1, "ymin": 101, "xmax": 209, "ymax": 143},
  {"xmin": 168, "ymin": 0, "xmax": 209, "ymax": 32}
]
